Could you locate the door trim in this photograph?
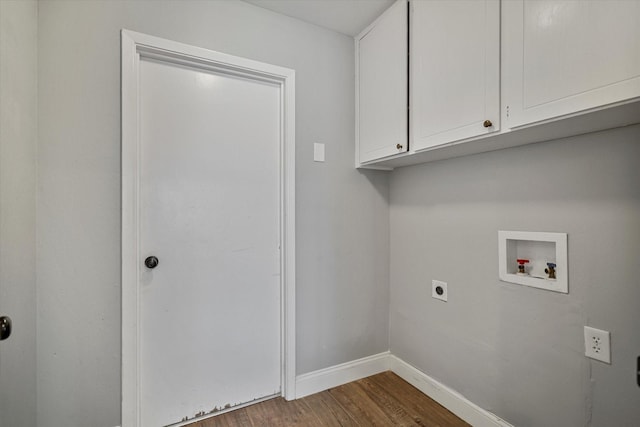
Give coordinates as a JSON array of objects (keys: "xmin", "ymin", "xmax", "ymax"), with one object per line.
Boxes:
[{"xmin": 121, "ymin": 30, "xmax": 296, "ymax": 427}]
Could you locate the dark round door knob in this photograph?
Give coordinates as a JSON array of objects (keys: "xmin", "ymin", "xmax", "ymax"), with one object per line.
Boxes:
[
  {"xmin": 0, "ymin": 316, "xmax": 11, "ymax": 341},
  {"xmin": 145, "ymin": 256, "xmax": 159, "ymax": 269},
  {"xmin": 483, "ymin": 119, "xmax": 493, "ymax": 128}
]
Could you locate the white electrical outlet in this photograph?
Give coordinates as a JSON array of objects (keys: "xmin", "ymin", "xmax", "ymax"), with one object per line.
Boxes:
[
  {"xmin": 432, "ymin": 280, "xmax": 447, "ymax": 302},
  {"xmin": 584, "ymin": 326, "xmax": 611, "ymax": 364}
]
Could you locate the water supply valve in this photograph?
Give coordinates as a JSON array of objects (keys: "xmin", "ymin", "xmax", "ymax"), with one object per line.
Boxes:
[
  {"xmin": 545, "ymin": 262, "xmax": 556, "ymax": 279},
  {"xmin": 516, "ymin": 259, "xmax": 529, "ymax": 275}
]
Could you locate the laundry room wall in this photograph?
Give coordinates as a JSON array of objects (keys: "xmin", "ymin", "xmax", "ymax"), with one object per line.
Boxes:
[
  {"xmin": 37, "ymin": 1, "xmax": 389, "ymax": 426},
  {"xmin": 389, "ymin": 124, "xmax": 640, "ymax": 426}
]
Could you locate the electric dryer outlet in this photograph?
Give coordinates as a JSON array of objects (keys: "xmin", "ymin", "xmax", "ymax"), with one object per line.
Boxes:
[{"xmin": 432, "ymin": 280, "xmax": 448, "ymax": 302}]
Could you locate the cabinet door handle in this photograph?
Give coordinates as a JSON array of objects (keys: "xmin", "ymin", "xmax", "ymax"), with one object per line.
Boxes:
[
  {"xmin": 483, "ymin": 120, "xmax": 493, "ymax": 128},
  {"xmin": 396, "ymin": 144, "xmax": 403, "ymax": 150}
]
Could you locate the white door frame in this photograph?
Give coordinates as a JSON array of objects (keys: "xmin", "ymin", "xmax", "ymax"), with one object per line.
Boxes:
[{"xmin": 121, "ymin": 30, "xmax": 296, "ymax": 427}]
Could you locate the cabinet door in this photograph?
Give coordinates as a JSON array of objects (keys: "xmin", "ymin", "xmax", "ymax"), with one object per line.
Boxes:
[
  {"xmin": 411, "ymin": 0, "xmax": 500, "ymax": 151},
  {"xmin": 503, "ymin": 0, "xmax": 640, "ymax": 128},
  {"xmin": 357, "ymin": 0, "xmax": 408, "ymax": 164}
]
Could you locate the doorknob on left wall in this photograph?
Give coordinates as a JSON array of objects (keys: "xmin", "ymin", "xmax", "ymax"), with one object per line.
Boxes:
[
  {"xmin": 145, "ymin": 256, "xmax": 159, "ymax": 269},
  {"xmin": 0, "ymin": 316, "xmax": 11, "ymax": 341}
]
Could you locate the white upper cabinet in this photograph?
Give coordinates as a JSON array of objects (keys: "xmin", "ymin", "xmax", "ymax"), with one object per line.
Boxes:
[
  {"xmin": 356, "ymin": 0, "xmax": 408, "ymax": 165},
  {"xmin": 411, "ymin": 0, "xmax": 500, "ymax": 151},
  {"xmin": 356, "ymin": 0, "xmax": 640, "ymax": 169},
  {"xmin": 503, "ymin": 0, "xmax": 640, "ymax": 128}
]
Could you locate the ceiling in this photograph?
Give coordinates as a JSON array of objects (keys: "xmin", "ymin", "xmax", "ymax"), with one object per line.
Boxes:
[{"xmin": 243, "ymin": 0, "xmax": 395, "ymax": 37}]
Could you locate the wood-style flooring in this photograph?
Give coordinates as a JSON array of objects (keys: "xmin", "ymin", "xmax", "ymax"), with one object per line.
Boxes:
[{"xmin": 188, "ymin": 371, "xmax": 470, "ymax": 426}]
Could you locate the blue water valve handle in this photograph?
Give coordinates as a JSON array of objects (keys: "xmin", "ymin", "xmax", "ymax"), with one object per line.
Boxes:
[{"xmin": 546, "ymin": 263, "xmax": 556, "ymax": 268}]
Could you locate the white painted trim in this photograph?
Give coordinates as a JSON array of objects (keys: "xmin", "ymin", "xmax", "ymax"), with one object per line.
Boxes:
[
  {"xmin": 354, "ymin": 27, "xmax": 360, "ymax": 169},
  {"xmin": 281, "ymin": 52, "xmax": 297, "ymax": 402},
  {"xmin": 121, "ymin": 29, "xmax": 296, "ymax": 427},
  {"xmin": 295, "ymin": 352, "xmax": 390, "ymax": 398},
  {"xmin": 294, "ymin": 352, "xmax": 513, "ymax": 427},
  {"xmin": 389, "ymin": 355, "xmax": 514, "ymax": 427}
]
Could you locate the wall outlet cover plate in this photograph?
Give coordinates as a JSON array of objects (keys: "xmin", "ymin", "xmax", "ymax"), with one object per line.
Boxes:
[
  {"xmin": 432, "ymin": 280, "xmax": 447, "ymax": 302},
  {"xmin": 584, "ymin": 326, "xmax": 611, "ymax": 364}
]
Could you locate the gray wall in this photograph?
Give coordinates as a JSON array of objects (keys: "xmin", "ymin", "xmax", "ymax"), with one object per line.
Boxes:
[
  {"xmin": 37, "ymin": 1, "xmax": 389, "ymax": 426},
  {"xmin": 389, "ymin": 124, "xmax": 640, "ymax": 426},
  {"xmin": 0, "ymin": 1, "xmax": 38, "ymax": 426}
]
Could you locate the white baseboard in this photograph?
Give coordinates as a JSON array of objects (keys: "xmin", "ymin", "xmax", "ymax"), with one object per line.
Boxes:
[
  {"xmin": 389, "ymin": 355, "xmax": 513, "ymax": 427},
  {"xmin": 294, "ymin": 352, "xmax": 512, "ymax": 427},
  {"xmin": 295, "ymin": 351, "xmax": 390, "ymax": 398}
]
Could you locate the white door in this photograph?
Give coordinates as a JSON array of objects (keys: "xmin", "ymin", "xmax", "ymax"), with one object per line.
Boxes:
[
  {"xmin": 137, "ymin": 50, "xmax": 282, "ymax": 426},
  {"xmin": 357, "ymin": 0, "xmax": 408, "ymax": 164},
  {"xmin": 411, "ymin": 0, "xmax": 500, "ymax": 150},
  {"xmin": 502, "ymin": 0, "xmax": 640, "ymax": 128}
]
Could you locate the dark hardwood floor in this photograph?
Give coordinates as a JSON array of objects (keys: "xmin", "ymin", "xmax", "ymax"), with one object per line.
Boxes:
[{"xmin": 188, "ymin": 371, "xmax": 470, "ymax": 426}]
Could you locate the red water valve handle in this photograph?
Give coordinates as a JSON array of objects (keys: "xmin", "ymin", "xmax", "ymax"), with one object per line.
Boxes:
[{"xmin": 516, "ymin": 259, "xmax": 530, "ymax": 265}]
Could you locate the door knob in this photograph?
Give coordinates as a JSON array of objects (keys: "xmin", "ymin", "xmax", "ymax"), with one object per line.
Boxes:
[
  {"xmin": 396, "ymin": 144, "xmax": 403, "ymax": 150},
  {"xmin": 145, "ymin": 256, "xmax": 159, "ymax": 269},
  {"xmin": 0, "ymin": 316, "xmax": 11, "ymax": 341},
  {"xmin": 483, "ymin": 119, "xmax": 493, "ymax": 128}
]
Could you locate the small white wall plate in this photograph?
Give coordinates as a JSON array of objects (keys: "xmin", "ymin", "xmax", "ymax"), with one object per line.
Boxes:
[
  {"xmin": 584, "ymin": 326, "xmax": 611, "ymax": 364},
  {"xmin": 432, "ymin": 280, "xmax": 447, "ymax": 302}
]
